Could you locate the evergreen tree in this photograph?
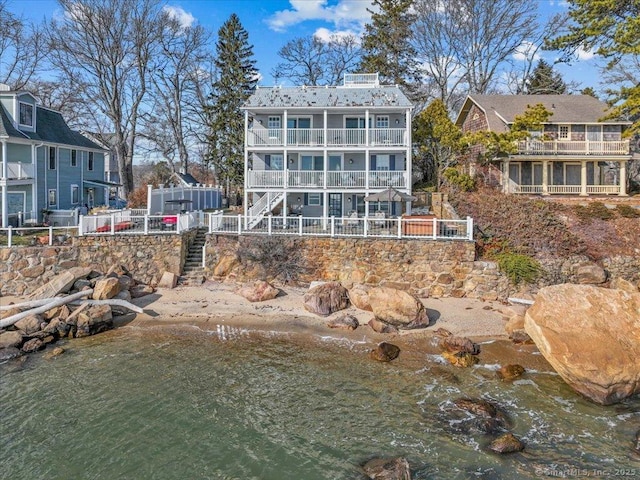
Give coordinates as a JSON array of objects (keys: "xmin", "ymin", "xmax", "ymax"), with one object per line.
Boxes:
[
  {"xmin": 525, "ymin": 59, "xmax": 567, "ymax": 94},
  {"xmin": 358, "ymin": 0, "xmax": 420, "ymax": 100},
  {"xmin": 206, "ymin": 14, "xmax": 257, "ymax": 192},
  {"xmin": 580, "ymin": 87, "xmax": 598, "ymax": 99}
]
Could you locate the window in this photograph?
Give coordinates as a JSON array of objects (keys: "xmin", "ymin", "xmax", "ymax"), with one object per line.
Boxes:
[
  {"xmin": 19, "ymin": 102, "xmax": 33, "ymax": 127},
  {"xmin": 376, "ymin": 116, "xmax": 389, "ymax": 128},
  {"xmin": 71, "ymin": 184, "xmax": 79, "ymax": 204},
  {"xmin": 559, "ymin": 125, "xmax": 569, "ymax": 139},
  {"xmin": 48, "ymin": 147, "xmax": 56, "ymax": 170},
  {"xmin": 266, "ymin": 154, "xmax": 283, "ymax": 170},
  {"xmin": 345, "ymin": 117, "xmax": 366, "ymax": 128},
  {"xmin": 267, "ymin": 116, "xmax": 281, "ymax": 128},
  {"xmin": 48, "ymin": 189, "xmax": 57, "ymax": 207},
  {"xmin": 71, "ymin": 150, "xmax": 77, "ymax": 167},
  {"xmin": 88, "ymin": 152, "xmax": 94, "ymax": 171},
  {"xmin": 375, "ymin": 154, "xmax": 390, "ymax": 171},
  {"xmin": 301, "ymin": 155, "xmax": 323, "ymax": 170},
  {"xmin": 307, "ymin": 193, "xmax": 321, "ymax": 206}
]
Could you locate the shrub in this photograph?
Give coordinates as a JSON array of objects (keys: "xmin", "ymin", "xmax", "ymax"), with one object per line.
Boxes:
[
  {"xmin": 573, "ymin": 202, "xmax": 614, "ymax": 222},
  {"xmin": 443, "ymin": 167, "xmax": 476, "ymax": 192},
  {"xmin": 616, "ymin": 204, "xmax": 640, "ymax": 218},
  {"xmin": 495, "ymin": 252, "xmax": 542, "ymax": 285},
  {"xmin": 237, "ymin": 237, "xmax": 309, "ymax": 284}
]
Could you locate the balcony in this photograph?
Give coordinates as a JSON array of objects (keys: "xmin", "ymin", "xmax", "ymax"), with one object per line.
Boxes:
[
  {"xmin": 247, "ymin": 127, "xmax": 408, "ymax": 148},
  {"xmin": 1, "ymin": 162, "xmax": 35, "ymax": 180},
  {"xmin": 516, "ymin": 139, "xmax": 629, "ymax": 156},
  {"xmin": 247, "ymin": 170, "xmax": 408, "ymax": 189}
]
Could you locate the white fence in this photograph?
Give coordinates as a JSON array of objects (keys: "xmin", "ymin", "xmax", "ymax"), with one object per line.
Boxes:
[
  {"xmin": 79, "ymin": 211, "xmax": 203, "ymax": 236},
  {"xmin": 0, "ymin": 226, "xmax": 78, "ymax": 247}
]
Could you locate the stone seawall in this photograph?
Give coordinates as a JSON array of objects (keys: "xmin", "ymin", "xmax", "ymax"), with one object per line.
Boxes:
[{"xmin": 205, "ymin": 235, "xmax": 509, "ymax": 300}]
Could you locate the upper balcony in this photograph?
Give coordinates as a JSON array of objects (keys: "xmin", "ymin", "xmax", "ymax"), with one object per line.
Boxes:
[
  {"xmin": 247, "ymin": 128, "xmax": 409, "ymax": 148},
  {"xmin": 516, "ymin": 139, "xmax": 630, "ymax": 156},
  {"xmin": 1, "ymin": 162, "xmax": 34, "ymax": 180}
]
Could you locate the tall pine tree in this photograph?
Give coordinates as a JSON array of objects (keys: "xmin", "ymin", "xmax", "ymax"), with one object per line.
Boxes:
[
  {"xmin": 358, "ymin": 0, "xmax": 420, "ymax": 100},
  {"xmin": 525, "ymin": 59, "xmax": 567, "ymax": 95},
  {"xmin": 206, "ymin": 14, "xmax": 257, "ymax": 192}
]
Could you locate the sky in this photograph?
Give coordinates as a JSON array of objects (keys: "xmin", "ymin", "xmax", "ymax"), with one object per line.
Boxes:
[{"xmin": 7, "ymin": 0, "xmax": 603, "ymax": 93}]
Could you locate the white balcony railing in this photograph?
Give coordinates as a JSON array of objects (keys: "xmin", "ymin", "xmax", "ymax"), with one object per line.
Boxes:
[
  {"xmin": 247, "ymin": 127, "xmax": 408, "ymax": 147},
  {"xmin": 246, "ymin": 170, "xmax": 408, "ymax": 189},
  {"xmin": 517, "ymin": 140, "xmax": 629, "ymax": 155},
  {"xmin": 1, "ymin": 162, "xmax": 34, "ymax": 179}
]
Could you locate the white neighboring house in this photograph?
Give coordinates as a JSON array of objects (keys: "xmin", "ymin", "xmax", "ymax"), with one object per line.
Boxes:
[{"xmin": 241, "ymin": 73, "xmax": 414, "ymax": 227}]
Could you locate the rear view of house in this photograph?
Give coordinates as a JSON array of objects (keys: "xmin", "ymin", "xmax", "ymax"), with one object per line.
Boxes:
[
  {"xmin": 0, "ymin": 84, "xmax": 108, "ymax": 227},
  {"xmin": 456, "ymin": 95, "xmax": 632, "ymax": 196}
]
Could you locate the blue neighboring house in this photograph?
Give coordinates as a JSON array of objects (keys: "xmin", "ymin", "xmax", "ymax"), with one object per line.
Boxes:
[{"xmin": 0, "ymin": 84, "xmax": 110, "ymax": 227}]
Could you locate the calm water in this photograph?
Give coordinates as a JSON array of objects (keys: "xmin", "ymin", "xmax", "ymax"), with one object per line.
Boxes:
[{"xmin": 1, "ymin": 324, "xmax": 638, "ymax": 480}]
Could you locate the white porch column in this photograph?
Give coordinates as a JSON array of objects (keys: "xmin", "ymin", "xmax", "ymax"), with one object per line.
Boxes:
[
  {"xmin": 619, "ymin": 160, "xmax": 628, "ymax": 196},
  {"xmin": 365, "ymin": 108, "xmax": 370, "ymax": 146},
  {"xmin": 503, "ymin": 160, "xmax": 510, "ymax": 194},
  {"xmin": 405, "ymin": 108, "xmax": 412, "ymax": 194},
  {"xmin": 31, "ymin": 144, "xmax": 38, "ymax": 216},
  {"xmin": 365, "ymin": 148, "xmax": 370, "ymax": 191},
  {"xmin": 580, "ymin": 161, "xmax": 588, "ymax": 196},
  {"xmin": 323, "ymin": 110, "xmax": 327, "ymax": 147},
  {"xmin": 146, "ymin": 184, "xmax": 153, "ymax": 214},
  {"xmin": 322, "ymin": 191, "xmax": 328, "ymax": 230},
  {"xmin": 244, "ymin": 110, "xmax": 249, "ymax": 215},
  {"xmin": 2, "ymin": 141, "xmax": 7, "ymax": 227},
  {"xmin": 282, "ymin": 193, "xmax": 287, "ymax": 228},
  {"xmin": 283, "ymin": 110, "xmax": 288, "ymax": 147},
  {"xmin": 542, "ymin": 160, "xmax": 549, "ymax": 196}
]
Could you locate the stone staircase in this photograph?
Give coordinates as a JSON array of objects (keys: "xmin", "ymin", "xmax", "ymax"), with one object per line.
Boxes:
[{"xmin": 182, "ymin": 227, "xmax": 207, "ymax": 275}]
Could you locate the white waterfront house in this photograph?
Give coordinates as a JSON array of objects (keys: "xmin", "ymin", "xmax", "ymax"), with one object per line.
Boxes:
[{"xmin": 242, "ymin": 73, "xmax": 414, "ymax": 228}]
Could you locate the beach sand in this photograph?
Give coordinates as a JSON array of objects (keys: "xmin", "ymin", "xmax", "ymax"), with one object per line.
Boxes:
[{"xmin": 128, "ymin": 280, "xmax": 510, "ymax": 341}]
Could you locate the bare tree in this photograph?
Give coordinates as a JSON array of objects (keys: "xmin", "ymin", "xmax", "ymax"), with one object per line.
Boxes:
[
  {"xmin": 47, "ymin": 0, "xmax": 167, "ymax": 199},
  {"xmin": 0, "ymin": 0, "xmax": 46, "ymax": 89},
  {"xmin": 140, "ymin": 12, "xmax": 213, "ymax": 176},
  {"xmin": 274, "ymin": 34, "xmax": 361, "ymax": 86}
]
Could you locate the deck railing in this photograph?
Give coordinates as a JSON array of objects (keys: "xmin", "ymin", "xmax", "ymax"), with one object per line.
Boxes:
[
  {"xmin": 247, "ymin": 127, "xmax": 408, "ymax": 147},
  {"xmin": 247, "ymin": 170, "xmax": 408, "ymax": 189},
  {"xmin": 516, "ymin": 139, "xmax": 629, "ymax": 155},
  {"xmin": 0, "ymin": 225, "xmax": 79, "ymax": 247},
  {"xmin": 1, "ymin": 162, "xmax": 35, "ymax": 179}
]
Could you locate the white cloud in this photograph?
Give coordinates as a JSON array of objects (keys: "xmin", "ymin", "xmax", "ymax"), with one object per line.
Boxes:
[
  {"xmin": 576, "ymin": 46, "xmax": 594, "ymax": 61},
  {"xmin": 313, "ymin": 27, "xmax": 360, "ymax": 43},
  {"xmin": 512, "ymin": 41, "xmax": 541, "ymax": 62},
  {"xmin": 163, "ymin": 5, "xmax": 195, "ymax": 29},
  {"xmin": 267, "ymin": 0, "xmax": 372, "ymax": 32}
]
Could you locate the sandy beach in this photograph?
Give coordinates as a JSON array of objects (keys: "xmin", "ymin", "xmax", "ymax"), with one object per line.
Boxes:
[{"xmin": 127, "ymin": 280, "xmax": 510, "ymax": 341}]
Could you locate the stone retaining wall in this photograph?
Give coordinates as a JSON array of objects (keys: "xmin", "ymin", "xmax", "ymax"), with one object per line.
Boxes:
[{"xmin": 205, "ymin": 235, "xmax": 509, "ymax": 300}]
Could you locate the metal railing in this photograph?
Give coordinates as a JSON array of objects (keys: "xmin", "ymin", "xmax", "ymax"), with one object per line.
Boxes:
[{"xmin": 206, "ymin": 212, "xmax": 473, "ymax": 241}]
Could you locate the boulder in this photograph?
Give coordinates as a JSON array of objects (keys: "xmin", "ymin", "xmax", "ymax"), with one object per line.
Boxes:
[
  {"xmin": 442, "ymin": 351, "xmax": 478, "ymax": 368},
  {"xmin": 525, "ymin": 284, "xmax": 640, "ymax": 405},
  {"xmin": 509, "ymin": 330, "xmax": 533, "ymax": 345},
  {"xmin": 42, "ymin": 318, "xmax": 70, "ymax": 338},
  {"xmin": 29, "ymin": 267, "xmax": 92, "ymax": 300},
  {"xmin": 213, "ymin": 254, "xmax": 238, "ymax": 277},
  {"xmin": 0, "ymin": 331, "xmax": 24, "ymax": 349},
  {"xmin": 114, "ymin": 290, "xmax": 132, "ymax": 302},
  {"xmin": 362, "ymin": 457, "xmax": 411, "ymax": 480},
  {"xmin": 497, "ymin": 364, "xmax": 525, "ymax": 381},
  {"xmin": 93, "ymin": 277, "xmax": 121, "ymax": 300},
  {"xmin": 0, "ymin": 347, "xmax": 22, "ymax": 361},
  {"xmin": 610, "ymin": 277, "xmax": 638, "ymax": 293},
  {"xmin": 107, "ymin": 264, "xmax": 130, "ymax": 276},
  {"xmin": 0, "ymin": 307, "xmax": 21, "ymax": 320},
  {"xmin": 575, "ymin": 263, "xmax": 606, "ymax": 284},
  {"xmin": 15, "ymin": 314, "xmax": 43, "ymax": 335},
  {"xmin": 370, "ymin": 342, "xmax": 400, "ymax": 362},
  {"xmin": 72, "ymin": 278, "xmax": 91, "ymax": 291},
  {"xmin": 489, "ymin": 433, "xmax": 525, "ymax": 454},
  {"xmin": 49, "ymin": 347, "xmax": 65, "ymax": 358},
  {"xmin": 449, "ymin": 398, "xmax": 509, "ymax": 434},
  {"xmin": 504, "ymin": 315, "xmax": 525, "ymax": 335},
  {"xmin": 368, "ymin": 318, "xmax": 399, "ymax": 334},
  {"xmin": 368, "ymin": 287, "xmax": 429, "ymax": 329},
  {"xmin": 21, "ymin": 338, "xmax": 44, "ymax": 353},
  {"xmin": 327, "ymin": 314, "xmax": 359, "ymax": 331},
  {"xmin": 303, "ymin": 282, "xmax": 350, "ymax": 316},
  {"xmin": 348, "ymin": 284, "xmax": 373, "ymax": 311},
  {"xmin": 237, "ymin": 280, "xmax": 280, "ymax": 302},
  {"xmin": 441, "ymin": 336, "xmax": 480, "ymax": 355},
  {"xmin": 43, "ymin": 304, "xmax": 70, "ymax": 321},
  {"xmin": 76, "ymin": 305, "xmax": 113, "ymax": 338},
  {"xmin": 157, "ymin": 271, "xmax": 178, "ymax": 289},
  {"xmin": 117, "ymin": 275, "xmax": 135, "ymax": 291}
]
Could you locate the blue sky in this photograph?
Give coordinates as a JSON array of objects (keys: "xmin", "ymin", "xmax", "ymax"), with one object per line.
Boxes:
[{"xmin": 9, "ymin": 0, "xmax": 602, "ymax": 92}]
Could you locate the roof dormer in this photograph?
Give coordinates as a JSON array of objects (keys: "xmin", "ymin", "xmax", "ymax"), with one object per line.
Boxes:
[{"xmin": 0, "ymin": 84, "xmax": 37, "ymax": 133}]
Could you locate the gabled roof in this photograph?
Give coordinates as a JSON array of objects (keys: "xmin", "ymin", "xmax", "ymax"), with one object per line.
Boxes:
[
  {"xmin": 455, "ymin": 94, "xmax": 629, "ymax": 132},
  {"xmin": 244, "ymin": 85, "xmax": 412, "ymax": 110},
  {"xmin": 173, "ymin": 172, "xmax": 200, "ymax": 186},
  {"xmin": 22, "ymin": 107, "xmax": 104, "ymax": 149}
]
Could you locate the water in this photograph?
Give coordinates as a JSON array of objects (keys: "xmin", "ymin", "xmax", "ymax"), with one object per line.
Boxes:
[{"xmin": 1, "ymin": 324, "xmax": 638, "ymax": 479}]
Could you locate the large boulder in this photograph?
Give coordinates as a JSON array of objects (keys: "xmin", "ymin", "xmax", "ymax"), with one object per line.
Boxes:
[
  {"xmin": 237, "ymin": 280, "xmax": 280, "ymax": 302},
  {"xmin": 75, "ymin": 305, "xmax": 113, "ymax": 338},
  {"xmin": 369, "ymin": 342, "xmax": 400, "ymax": 362},
  {"xmin": 367, "ymin": 287, "xmax": 429, "ymax": 329},
  {"xmin": 489, "ymin": 433, "xmax": 525, "ymax": 454},
  {"xmin": 213, "ymin": 255, "xmax": 238, "ymax": 277},
  {"xmin": 14, "ymin": 314, "xmax": 43, "ymax": 335},
  {"xmin": 525, "ymin": 284, "xmax": 640, "ymax": 405},
  {"xmin": 348, "ymin": 284, "xmax": 373, "ymax": 311},
  {"xmin": 303, "ymin": 282, "xmax": 350, "ymax": 316},
  {"xmin": 157, "ymin": 271, "xmax": 178, "ymax": 289},
  {"xmin": 575, "ymin": 263, "xmax": 606, "ymax": 284},
  {"xmin": 0, "ymin": 331, "xmax": 24, "ymax": 349},
  {"xmin": 327, "ymin": 314, "xmax": 359, "ymax": 330},
  {"xmin": 93, "ymin": 277, "xmax": 121, "ymax": 300},
  {"xmin": 29, "ymin": 267, "xmax": 92, "ymax": 300}
]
